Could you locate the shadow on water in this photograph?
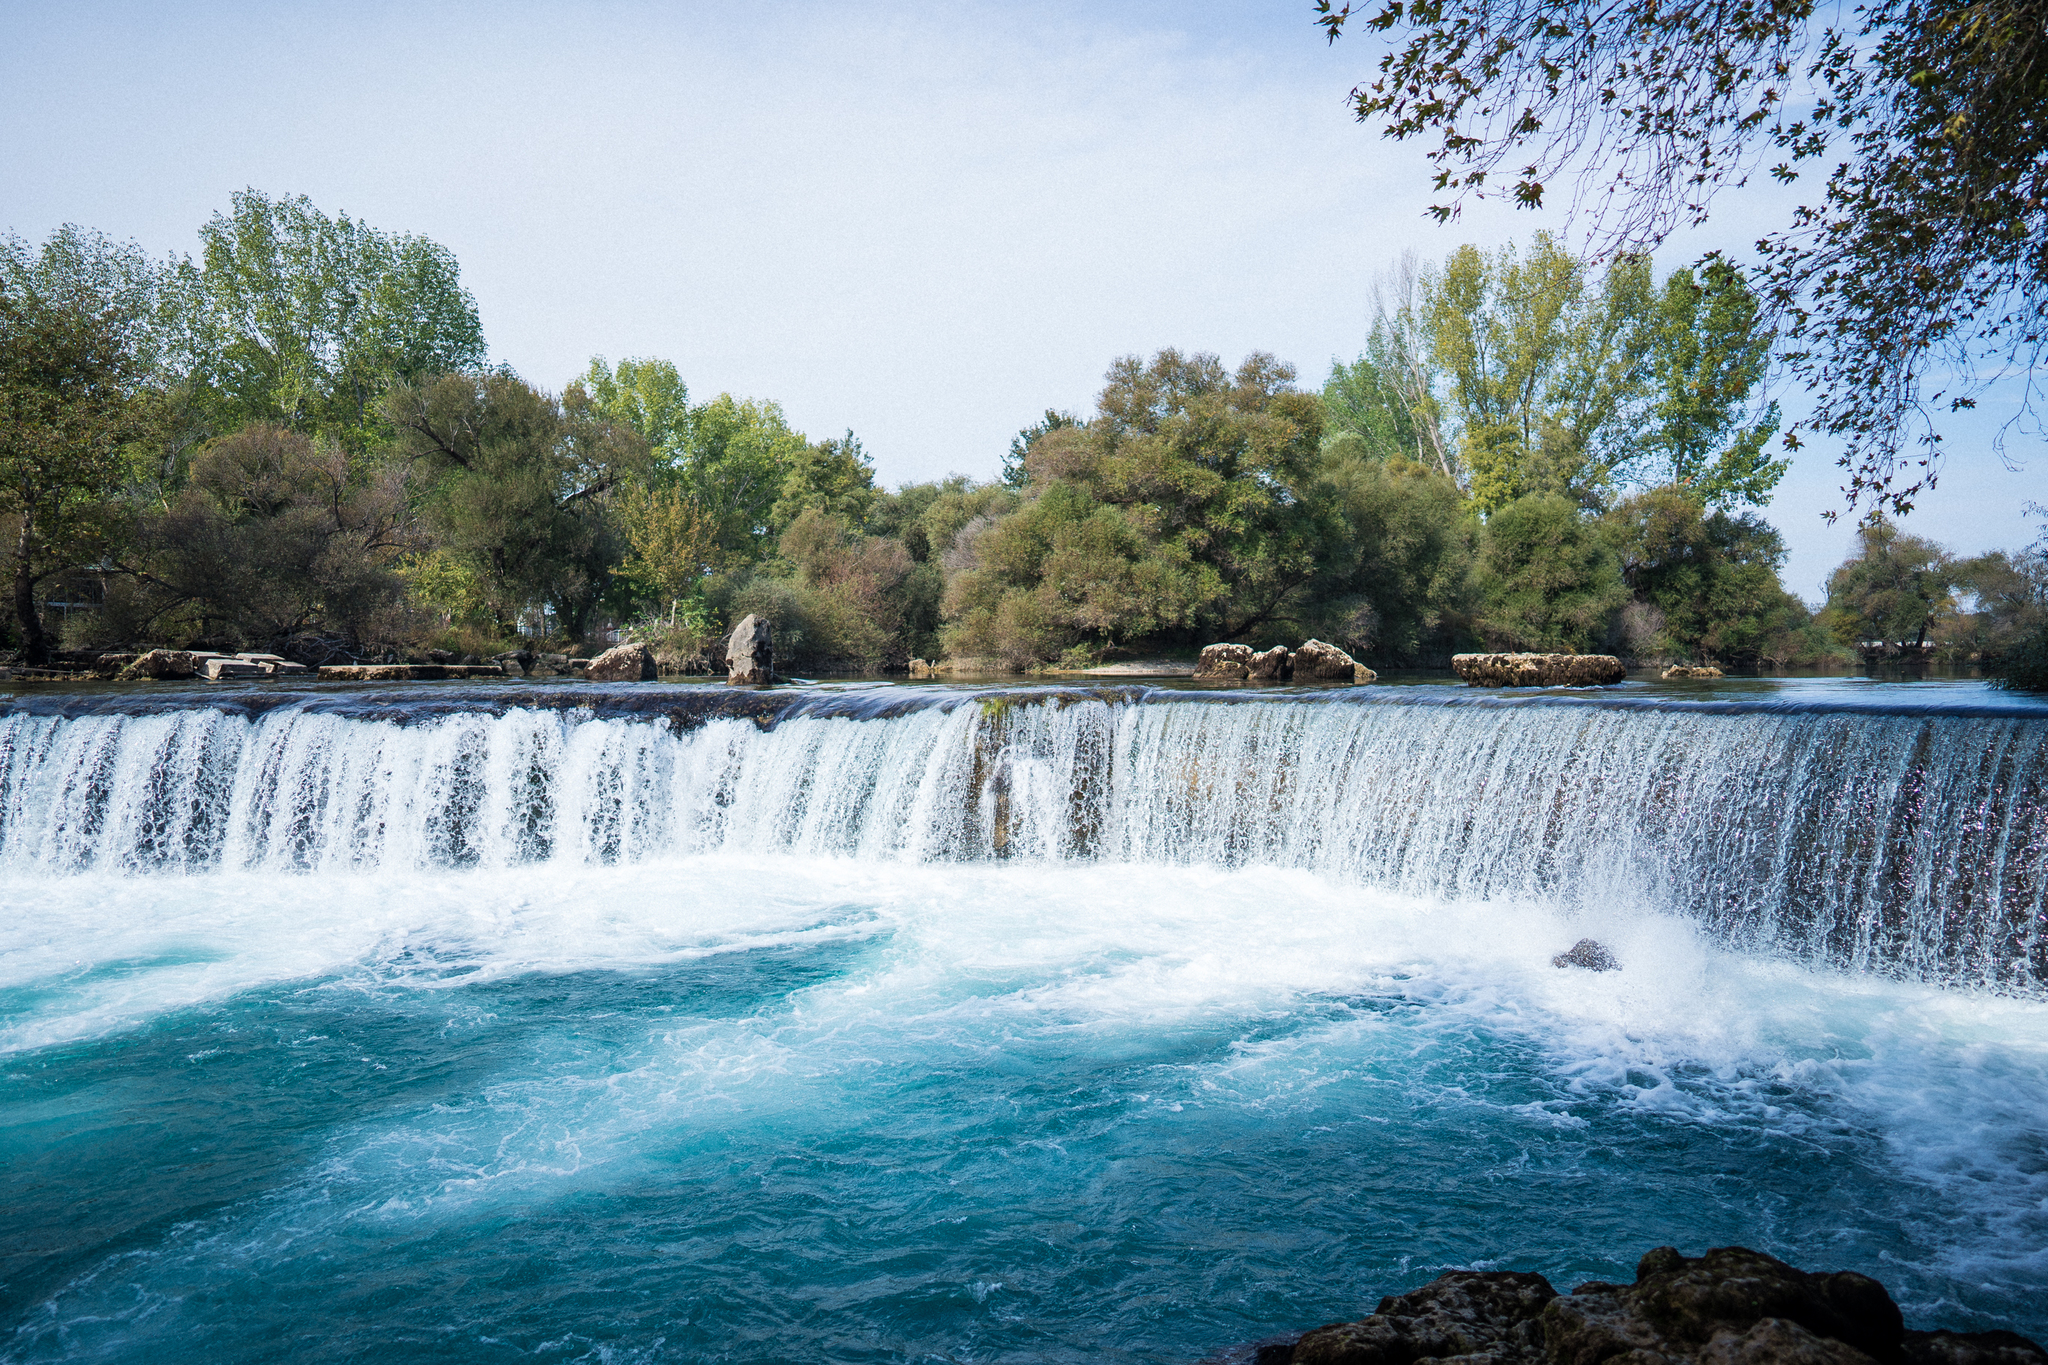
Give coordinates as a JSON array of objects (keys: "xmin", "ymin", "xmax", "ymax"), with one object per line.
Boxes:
[{"xmin": 0, "ymin": 937, "xmax": 872, "ymax": 1321}]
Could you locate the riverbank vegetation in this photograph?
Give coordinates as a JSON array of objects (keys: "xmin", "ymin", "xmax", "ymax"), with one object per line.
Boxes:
[{"xmin": 4, "ymin": 193, "xmax": 2044, "ymax": 681}]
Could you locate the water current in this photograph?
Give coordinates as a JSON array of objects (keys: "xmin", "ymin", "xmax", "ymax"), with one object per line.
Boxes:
[{"xmin": 2, "ymin": 680, "xmax": 2045, "ymax": 1363}]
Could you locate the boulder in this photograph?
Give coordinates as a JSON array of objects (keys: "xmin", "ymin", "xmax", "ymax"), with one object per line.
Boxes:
[
  {"xmin": 1209, "ymin": 1245, "xmax": 2046, "ymax": 1365},
  {"xmin": 317, "ymin": 663, "xmax": 505, "ymax": 681},
  {"xmin": 909, "ymin": 658, "xmax": 951, "ymax": 678},
  {"xmin": 1664, "ymin": 664, "xmax": 1724, "ymax": 680},
  {"xmin": 117, "ymin": 649, "xmax": 199, "ymax": 681},
  {"xmin": 1293, "ymin": 639, "xmax": 1375, "ymax": 684},
  {"xmin": 1195, "ymin": 643, "xmax": 1254, "ymax": 680},
  {"xmin": 1552, "ymin": 938, "xmax": 1621, "ymax": 971},
  {"xmin": 1453, "ymin": 653, "xmax": 1627, "ymax": 687},
  {"xmin": 1249, "ymin": 646, "xmax": 1293, "ymax": 681},
  {"xmin": 585, "ymin": 642, "xmax": 656, "ymax": 682},
  {"xmin": 201, "ymin": 657, "xmax": 269, "ymax": 680},
  {"xmin": 726, "ymin": 614, "xmax": 773, "ymax": 684}
]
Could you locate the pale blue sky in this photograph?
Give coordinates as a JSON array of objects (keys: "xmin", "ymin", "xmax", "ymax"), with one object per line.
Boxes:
[{"xmin": 4, "ymin": 0, "xmax": 2037, "ymax": 600}]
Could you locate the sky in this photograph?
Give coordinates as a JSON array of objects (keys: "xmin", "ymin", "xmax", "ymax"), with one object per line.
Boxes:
[{"xmin": 3, "ymin": 0, "xmax": 2039, "ymax": 602}]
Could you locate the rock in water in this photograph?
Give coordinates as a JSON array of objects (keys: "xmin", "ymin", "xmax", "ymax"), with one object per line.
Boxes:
[
  {"xmin": 1453, "ymin": 653, "xmax": 1627, "ymax": 687},
  {"xmin": 1292, "ymin": 639, "xmax": 1375, "ymax": 683},
  {"xmin": 1214, "ymin": 1244, "xmax": 2047, "ymax": 1365},
  {"xmin": 1552, "ymin": 938, "xmax": 1620, "ymax": 971},
  {"xmin": 726, "ymin": 614, "xmax": 773, "ymax": 685},
  {"xmin": 1195, "ymin": 643, "xmax": 1254, "ymax": 680},
  {"xmin": 1664, "ymin": 664, "xmax": 1724, "ymax": 679},
  {"xmin": 1249, "ymin": 646, "xmax": 1293, "ymax": 681},
  {"xmin": 117, "ymin": 649, "xmax": 199, "ymax": 680},
  {"xmin": 585, "ymin": 642, "xmax": 656, "ymax": 682}
]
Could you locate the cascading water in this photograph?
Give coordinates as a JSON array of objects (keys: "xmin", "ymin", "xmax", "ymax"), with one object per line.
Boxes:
[
  {"xmin": 4, "ymin": 682, "xmax": 2047, "ymax": 1365},
  {"xmin": 4, "ymin": 687, "xmax": 2043, "ymax": 987}
]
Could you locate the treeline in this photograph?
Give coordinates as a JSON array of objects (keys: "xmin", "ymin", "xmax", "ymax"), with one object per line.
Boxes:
[{"xmin": 3, "ymin": 195, "xmax": 2044, "ymax": 681}]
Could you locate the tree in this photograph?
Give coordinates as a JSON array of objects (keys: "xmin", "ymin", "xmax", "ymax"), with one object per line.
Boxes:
[
  {"xmin": 0, "ymin": 288, "xmax": 159, "ymax": 661},
  {"xmin": 1604, "ymin": 484, "xmax": 1822, "ymax": 665},
  {"xmin": 1323, "ymin": 253, "xmax": 1457, "ymax": 476},
  {"xmin": 1311, "ymin": 449, "xmax": 1478, "ymax": 661},
  {"xmin": 1316, "ymin": 0, "xmax": 2048, "ymax": 517},
  {"xmin": 1473, "ymin": 492, "xmax": 1628, "ymax": 651},
  {"xmin": 574, "ymin": 356, "xmax": 692, "ymax": 469},
  {"xmin": 614, "ymin": 484, "xmax": 723, "ymax": 623},
  {"xmin": 123, "ymin": 424, "xmax": 414, "ymax": 645},
  {"xmin": 1002, "ymin": 409, "xmax": 1079, "ymax": 488},
  {"xmin": 1820, "ymin": 520, "xmax": 1959, "ymax": 648},
  {"xmin": 1643, "ymin": 262, "xmax": 1786, "ymax": 507},
  {"xmin": 386, "ymin": 373, "xmax": 648, "ymax": 638},
  {"xmin": 681, "ymin": 394, "xmax": 813, "ymax": 559},
  {"xmin": 181, "ymin": 189, "xmax": 485, "ymax": 439}
]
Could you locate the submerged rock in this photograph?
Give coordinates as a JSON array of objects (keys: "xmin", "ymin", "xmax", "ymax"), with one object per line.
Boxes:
[
  {"xmin": 726, "ymin": 614, "xmax": 773, "ymax": 684},
  {"xmin": 1202, "ymin": 1246, "xmax": 2047, "ymax": 1365},
  {"xmin": 586, "ymin": 642, "xmax": 656, "ymax": 682},
  {"xmin": 1453, "ymin": 653, "xmax": 1628, "ymax": 687},
  {"xmin": 1196, "ymin": 643, "xmax": 1255, "ymax": 680},
  {"xmin": 1552, "ymin": 938, "xmax": 1621, "ymax": 971},
  {"xmin": 1293, "ymin": 639, "xmax": 1375, "ymax": 684}
]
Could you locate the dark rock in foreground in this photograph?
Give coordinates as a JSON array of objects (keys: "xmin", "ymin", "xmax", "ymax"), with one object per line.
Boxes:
[
  {"xmin": 1200, "ymin": 1246, "xmax": 2046, "ymax": 1365},
  {"xmin": 1552, "ymin": 939, "xmax": 1621, "ymax": 971},
  {"xmin": 1453, "ymin": 653, "xmax": 1627, "ymax": 687}
]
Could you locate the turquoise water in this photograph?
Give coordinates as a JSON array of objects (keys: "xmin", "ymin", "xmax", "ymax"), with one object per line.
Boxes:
[
  {"xmin": 4, "ymin": 857, "xmax": 2046, "ymax": 1363},
  {"xmin": 2, "ymin": 684, "xmax": 2046, "ymax": 1362}
]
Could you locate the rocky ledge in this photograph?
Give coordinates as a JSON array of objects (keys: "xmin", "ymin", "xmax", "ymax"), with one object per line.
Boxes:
[
  {"xmin": 1195, "ymin": 640, "xmax": 1376, "ymax": 684},
  {"xmin": 1452, "ymin": 653, "xmax": 1627, "ymax": 687},
  {"xmin": 1199, "ymin": 1245, "xmax": 2045, "ymax": 1365}
]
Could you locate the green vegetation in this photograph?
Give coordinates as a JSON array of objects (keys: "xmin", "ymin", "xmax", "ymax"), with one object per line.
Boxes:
[{"xmin": 4, "ymin": 193, "xmax": 2038, "ymax": 683}]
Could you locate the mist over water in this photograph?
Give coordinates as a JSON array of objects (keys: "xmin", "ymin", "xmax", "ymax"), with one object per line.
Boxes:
[{"xmin": 3, "ymin": 684, "xmax": 2046, "ymax": 1362}]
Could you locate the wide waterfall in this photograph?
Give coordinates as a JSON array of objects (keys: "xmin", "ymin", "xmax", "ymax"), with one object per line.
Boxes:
[
  {"xmin": 6, "ymin": 681, "xmax": 2048, "ymax": 1364},
  {"xmin": 3, "ymin": 686, "xmax": 2043, "ymax": 988}
]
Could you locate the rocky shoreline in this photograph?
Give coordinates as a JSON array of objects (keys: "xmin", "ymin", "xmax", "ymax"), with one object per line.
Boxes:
[{"xmin": 1198, "ymin": 1246, "xmax": 2045, "ymax": 1365}]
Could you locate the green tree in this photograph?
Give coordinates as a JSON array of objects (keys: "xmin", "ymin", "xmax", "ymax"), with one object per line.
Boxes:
[
  {"xmin": 1318, "ymin": 0, "xmax": 2047, "ymax": 517},
  {"xmin": 1002, "ymin": 409, "xmax": 1079, "ymax": 488},
  {"xmin": 574, "ymin": 356, "xmax": 692, "ymax": 470},
  {"xmin": 1473, "ymin": 492, "xmax": 1628, "ymax": 651},
  {"xmin": 181, "ymin": 189, "xmax": 485, "ymax": 440},
  {"xmin": 1422, "ymin": 235, "xmax": 1658, "ymax": 513},
  {"xmin": 1643, "ymin": 262, "xmax": 1785, "ymax": 508},
  {"xmin": 122, "ymin": 424, "xmax": 415, "ymax": 645},
  {"xmin": 386, "ymin": 373, "xmax": 648, "ymax": 638},
  {"xmin": 1820, "ymin": 520, "xmax": 1959, "ymax": 649},
  {"xmin": 1604, "ymin": 485, "xmax": 1823, "ymax": 665},
  {"xmin": 769, "ymin": 430, "xmax": 878, "ymax": 533},
  {"xmin": 1310, "ymin": 450, "xmax": 1478, "ymax": 661},
  {"xmin": 682, "ymin": 394, "xmax": 812, "ymax": 559},
  {"xmin": 0, "ymin": 287, "xmax": 160, "ymax": 661}
]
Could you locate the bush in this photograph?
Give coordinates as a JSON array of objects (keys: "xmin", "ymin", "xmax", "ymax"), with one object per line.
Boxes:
[{"xmin": 1475, "ymin": 493, "xmax": 1627, "ymax": 652}]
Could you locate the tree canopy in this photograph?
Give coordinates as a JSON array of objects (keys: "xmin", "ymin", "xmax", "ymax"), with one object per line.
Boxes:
[{"xmin": 1316, "ymin": 0, "xmax": 2048, "ymax": 517}]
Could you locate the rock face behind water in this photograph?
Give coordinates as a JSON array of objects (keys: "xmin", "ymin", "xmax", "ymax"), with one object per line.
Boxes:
[
  {"xmin": 726, "ymin": 614, "xmax": 773, "ymax": 684},
  {"xmin": 1453, "ymin": 653, "xmax": 1627, "ymax": 687},
  {"xmin": 1196, "ymin": 643, "xmax": 1255, "ymax": 680},
  {"xmin": 1203, "ymin": 1246, "xmax": 2047, "ymax": 1365},
  {"xmin": 586, "ymin": 642, "xmax": 656, "ymax": 682}
]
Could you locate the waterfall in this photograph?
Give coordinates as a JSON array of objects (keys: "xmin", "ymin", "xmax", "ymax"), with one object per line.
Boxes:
[{"xmin": 2, "ymin": 687, "xmax": 2043, "ymax": 988}]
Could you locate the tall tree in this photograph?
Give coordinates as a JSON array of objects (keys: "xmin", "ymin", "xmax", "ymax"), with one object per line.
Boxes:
[
  {"xmin": 574, "ymin": 356, "xmax": 692, "ymax": 470},
  {"xmin": 1821, "ymin": 520, "xmax": 1959, "ymax": 648},
  {"xmin": 1316, "ymin": 0, "xmax": 2048, "ymax": 516},
  {"xmin": 0, "ymin": 288, "xmax": 160, "ymax": 661},
  {"xmin": 182, "ymin": 190, "xmax": 485, "ymax": 439}
]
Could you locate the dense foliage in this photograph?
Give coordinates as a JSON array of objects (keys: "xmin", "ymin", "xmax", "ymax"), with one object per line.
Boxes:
[{"xmin": 7, "ymin": 194, "xmax": 2038, "ymax": 682}]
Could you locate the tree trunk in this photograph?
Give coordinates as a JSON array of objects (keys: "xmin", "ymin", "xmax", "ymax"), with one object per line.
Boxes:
[{"xmin": 13, "ymin": 507, "xmax": 48, "ymax": 665}]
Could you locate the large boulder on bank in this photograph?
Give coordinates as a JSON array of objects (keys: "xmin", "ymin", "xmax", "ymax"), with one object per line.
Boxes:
[
  {"xmin": 586, "ymin": 642, "xmax": 656, "ymax": 682},
  {"xmin": 1230, "ymin": 1245, "xmax": 2046, "ymax": 1365},
  {"xmin": 1250, "ymin": 646, "xmax": 1293, "ymax": 681},
  {"xmin": 1293, "ymin": 639, "xmax": 1375, "ymax": 684},
  {"xmin": 1453, "ymin": 653, "xmax": 1627, "ymax": 687},
  {"xmin": 117, "ymin": 649, "xmax": 199, "ymax": 680},
  {"xmin": 1195, "ymin": 643, "xmax": 1254, "ymax": 680},
  {"xmin": 726, "ymin": 614, "xmax": 773, "ymax": 685}
]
